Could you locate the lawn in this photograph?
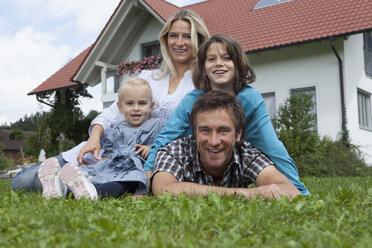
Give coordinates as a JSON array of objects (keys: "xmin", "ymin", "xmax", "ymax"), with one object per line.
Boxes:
[{"xmin": 0, "ymin": 177, "xmax": 371, "ymax": 247}]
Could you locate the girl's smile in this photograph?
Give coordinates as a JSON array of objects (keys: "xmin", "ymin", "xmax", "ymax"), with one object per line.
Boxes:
[{"xmin": 205, "ymin": 42, "xmax": 235, "ymax": 96}]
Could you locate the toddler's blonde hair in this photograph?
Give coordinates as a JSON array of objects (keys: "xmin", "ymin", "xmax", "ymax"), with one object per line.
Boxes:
[{"xmin": 118, "ymin": 77, "xmax": 153, "ymax": 102}]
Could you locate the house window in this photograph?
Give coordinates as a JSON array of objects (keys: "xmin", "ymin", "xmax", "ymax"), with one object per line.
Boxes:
[
  {"xmin": 358, "ymin": 90, "xmax": 372, "ymax": 130},
  {"xmin": 291, "ymin": 87, "xmax": 317, "ymax": 129},
  {"xmin": 364, "ymin": 32, "xmax": 372, "ymax": 77},
  {"xmin": 262, "ymin": 92, "xmax": 276, "ymax": 119},
  {"xmin": 141, "ymin": 41, "xmax": 161, "ymax": 58}
]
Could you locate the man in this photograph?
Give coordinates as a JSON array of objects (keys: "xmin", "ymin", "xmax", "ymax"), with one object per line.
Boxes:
[{"xmin": 151, "ymin": 91, "xmax": 300, "ymax": 200}]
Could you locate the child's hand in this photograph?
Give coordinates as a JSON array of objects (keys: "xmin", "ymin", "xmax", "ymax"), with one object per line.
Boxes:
[{"xmin": 134, "ymin": 144, "xmax": 150, "ymax": 159}]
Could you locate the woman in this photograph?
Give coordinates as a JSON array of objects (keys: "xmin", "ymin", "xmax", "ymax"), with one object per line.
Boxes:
[
  {"xmin": 145, "ymin": 34, "xmax": 309, "ymax": 195},
  {"xmin": 11, "ymin": 9, "xmax": 210, "ymax": 195}
]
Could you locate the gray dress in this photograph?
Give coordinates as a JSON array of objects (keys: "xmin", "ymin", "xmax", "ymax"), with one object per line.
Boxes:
[{"xmin": 80, "ymin": 118, "xmax": 160, "ymax": 194}]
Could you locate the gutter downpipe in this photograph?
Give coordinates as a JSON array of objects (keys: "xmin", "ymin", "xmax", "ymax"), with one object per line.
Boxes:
[
  {"xmin": 330, "ymin": 37, "xmax": 347, "ymax": 141},
  {"xmin": 36, "ymin": 95, "xmax": 54, "ymax": 108}
]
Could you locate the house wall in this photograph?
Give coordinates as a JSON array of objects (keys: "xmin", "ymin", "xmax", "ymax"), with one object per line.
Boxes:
[
  {"xmin": 127, "ymin": 20, "xmax": 163, "ymax": 61},
  {"xmin": 249, "ymin": 35, "xmax": 372, "ymax": 165},
  {"xmin": 249, "ymin": 40, "xmax": 342, "ymax": 139},
  {"xmin": 101, "ymin": 19, "xmax": 162, "ymax": 105},
  {"xmin": 344, "ymin": 33, "xmax": 372, "ymax": 165}
]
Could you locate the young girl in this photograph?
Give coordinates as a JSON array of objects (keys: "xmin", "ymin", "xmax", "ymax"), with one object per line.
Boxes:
[
  {"xmin": 145, "ymin": 34, "xmax": 309, "ymax": 195},
  {"xmin": 38, "ymin": 77, "xmax": 160, "ymax": 200}
]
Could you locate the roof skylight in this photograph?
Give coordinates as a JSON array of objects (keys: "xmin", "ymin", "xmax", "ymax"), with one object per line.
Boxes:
[
  {"xmin": 165, "ymin": 0, "xmax": 207, "ymax": 8},
  {"xmin": 253, "ymin": 0, "xmax": 294, "ymax": 10}
]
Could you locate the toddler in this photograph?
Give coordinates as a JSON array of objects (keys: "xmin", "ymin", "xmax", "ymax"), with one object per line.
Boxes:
[{"xmin": 38, "ymin": 77, "xmax": 160, "ymax": 200}]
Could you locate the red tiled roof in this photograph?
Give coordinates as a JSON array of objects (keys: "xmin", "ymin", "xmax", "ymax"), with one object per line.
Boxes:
[
  {"xmin": 28, "ymin": 45, "xmax": 93, "ymax": 95},
  {"xmin": 145, "ymin": 0, "xmax": 372, "ymax": 52},
  {"xmin": 31, "ymin": 0, "xmax": 372, "ymax": 94},
  {"xmin": 143, "ymin": 0, "xmax": 179, "ymax": 21}
]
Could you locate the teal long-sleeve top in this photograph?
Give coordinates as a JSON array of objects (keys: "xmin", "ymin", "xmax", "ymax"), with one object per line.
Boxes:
[{"xmin": 144, "ymin": 86, "xmax": 309, "ymax": 195}]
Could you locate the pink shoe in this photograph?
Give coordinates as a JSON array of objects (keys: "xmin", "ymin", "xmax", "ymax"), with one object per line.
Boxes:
[
  {"xmin": 60, "ymin": 163, "xmax": 98, "ymax": 200},
  {"xmin": 38, "ymin": 157, "xmax": 67, "ymax": 199}
]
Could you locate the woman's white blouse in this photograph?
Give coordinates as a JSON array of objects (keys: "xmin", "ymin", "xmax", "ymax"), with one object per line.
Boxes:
[{"xmin": 61, "ymin": 69, "xmax": 195, "ymax": 164}]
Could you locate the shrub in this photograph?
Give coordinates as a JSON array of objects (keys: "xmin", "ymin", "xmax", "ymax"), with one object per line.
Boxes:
[
  {"xmin": 273, "ymin": 92, "xmax": 370, "ymax": 177},
  {"xmin": 295, "ymin": 137, "xmax": 372, "ymax": 177},
  {"xmin": 59, "ymin": 139, "xmax": 76, "ymax": 154},
  {"xmin": 24, "ymin": 135, "xmax": 42, "ymax": 159},
  {"xmin": 0, "ymin": 156, "xmax": 13, "ymax": 170},
  {"xmin": 272, "ymin": 92, "xmax": 320, "ymax": 160}
]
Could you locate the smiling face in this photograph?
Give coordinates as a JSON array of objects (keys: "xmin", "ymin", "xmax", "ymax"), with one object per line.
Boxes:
[
  {"xmin": 205, "ymin": 42, "xmax": 236, "ymax": 96},
  {"xmin": 195, "ymin": 108, "xmax": 242, "ymax": 180},
  {"xmin": 117, "ymin": 86, "xmax": 154, "ymax": 129},
  {"xmin": 167, "ymin": 19, "xmax": 193, "ymax": 67}
]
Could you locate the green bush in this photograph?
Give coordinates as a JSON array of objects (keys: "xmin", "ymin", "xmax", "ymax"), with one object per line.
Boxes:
[
  {"xmin": 273, "ymin": 92, "xmax": 321, "ymax": 160},
  {"xmin": 273, "ymin": 92, "xmax": 370, "ymax": 177},
  {"xmin": 0, "ymin": 156, "xmax": 13, "ymax": 170},
  {"xmin": 59, "ymin": 139, "xmax": 76, "ymax": 153},
  {"xmin": 295, "ymin": 137, "xmax": 372, "ymax": 177},
  {"xmin": 24, "ymin": 135, "xmax": 42, "ymax": 159}
]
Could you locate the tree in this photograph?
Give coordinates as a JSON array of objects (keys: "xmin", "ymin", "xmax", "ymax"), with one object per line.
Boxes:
[
  {"xmin": 272, "ymin": 92, "xmax": 320, "ymax": 161},
  {"xmin": 8, "ymin": 129, "xmax": 26, "ymax": 158},
  {"xmin": 5, "ymin": 85, "xmax": 97, "ymax": 158},
  {"xmin": 0, "ymin": 112, "xmax": 49, "ymax": 132},
  {"xmin": 35, "ymin": 85, "xmax": 92, "ymax": 156}
]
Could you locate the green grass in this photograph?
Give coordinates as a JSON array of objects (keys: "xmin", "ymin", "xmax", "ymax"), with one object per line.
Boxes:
[{"xmin": 0, "ymin": 177, "xmax": 371, "ymax": 247}]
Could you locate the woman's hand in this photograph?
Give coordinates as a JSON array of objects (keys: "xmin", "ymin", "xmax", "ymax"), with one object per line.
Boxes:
[
  {"xmin": 77, "ymin": 125, "xmax": 104, "ymax": 165},
  {"xmin": 134, "ymin": 145, "xmax": 150, "ymax": 159}
]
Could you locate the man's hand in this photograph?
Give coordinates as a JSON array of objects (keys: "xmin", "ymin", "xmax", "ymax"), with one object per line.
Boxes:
[
  {"xmin": 236, "ymin": 184, "xmax": 290, "ymax": 200},
  {"xmin": 77, "ymin": 124, "xmax": 103, "ymax": 165},
  {"xmin": 254, "ymin": 165, "xmax": 300, "ymax": 200},
  {"xmin": 134, "ymin": 145, "xmax": 150, "ymax": 159}
]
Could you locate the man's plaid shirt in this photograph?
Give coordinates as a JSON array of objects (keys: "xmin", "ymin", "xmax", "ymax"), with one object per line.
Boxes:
[{"xmin": 152, "ymin": 136, "xmax": 273, "ymax": 187}]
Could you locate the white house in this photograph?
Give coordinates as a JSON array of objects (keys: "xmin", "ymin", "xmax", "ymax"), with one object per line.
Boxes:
[{"xmin": 29, "ymin": 0, "xmax": 372, "ymax": 164}]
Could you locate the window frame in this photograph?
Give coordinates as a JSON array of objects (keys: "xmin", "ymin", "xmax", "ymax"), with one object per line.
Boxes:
[
  {"xmin": 262, "ymin": 91, "xmax": 276, "ymax": 119},
  {"xmin": 141, "ymin": 41, "xmax": 161, "ymax": 58},
  {"xmin": 363, "ymin": 32, "xmax": 372, "ymax": 77},
  {"xmin": 290, "ymin": 86, "xmax": 317, "ymax": 130},
  {"xmin": 357, "ymin": 89, "xmax": 372, "ymax": 131}
]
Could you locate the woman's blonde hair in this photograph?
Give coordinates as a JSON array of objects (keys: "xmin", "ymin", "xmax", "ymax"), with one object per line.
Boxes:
[
  {"xmin": 118, "ymin": 77, "xmax": 153, "ymax": 102},
  {"xmin": 156, "ymin": 9, "xmax": 210, "ymax": 81}
]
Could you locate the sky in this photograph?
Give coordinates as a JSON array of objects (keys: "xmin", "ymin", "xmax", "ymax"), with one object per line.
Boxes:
[
  {"xmin": 0, "ymin": 0, "xmax": 200, "ymax": 126},
  {"xmin": 0, "ymin": 0, "xmax": 124, "ymax": 125}
]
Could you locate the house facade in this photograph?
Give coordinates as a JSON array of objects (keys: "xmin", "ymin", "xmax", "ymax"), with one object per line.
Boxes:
[
  {"xmin": 0, "ymin": 130, "xmax": 37, "ymax": 161},
  {"xmin": 251, "ymin": 34, "xmax": 372, "ymax": 164},
  {"xmin": 29, "ymin": 0, "xmax": 372, "ymax": 164}
]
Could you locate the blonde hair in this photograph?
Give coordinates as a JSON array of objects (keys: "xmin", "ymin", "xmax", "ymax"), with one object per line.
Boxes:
[
  {"xmin": 118, "ymin": 77, "xmax": 153, "ymax": 102},
  {"xmin": 156, "ymin": 9, "xmax": 210, "ymax": 81}
]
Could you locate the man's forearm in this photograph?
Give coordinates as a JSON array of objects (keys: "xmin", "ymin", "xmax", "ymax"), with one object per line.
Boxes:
[
  {"xmin": 153, "ymin": 181, "xmax": 239, "ymax": 197},
  {"xmin": 154, "ymin": 181, "xmax": 298, "ymax": 200}
]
